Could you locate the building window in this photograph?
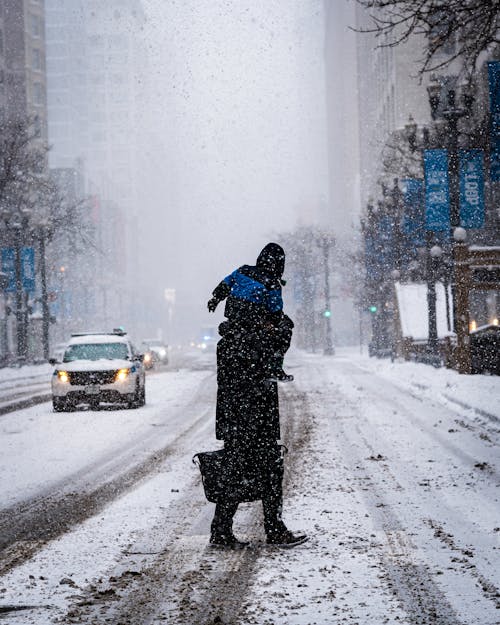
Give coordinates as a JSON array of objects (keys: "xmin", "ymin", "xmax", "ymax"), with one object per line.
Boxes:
[
  {"xmin": 31, "ymin": 14, "xmax": 40, "ymax": 37},
  {"xmin": 33, "ymin": 115, "xmax": 41, "ymax": 137},
  {"xmin": 32, "ymin": 48, "xmax": 42, "ymax": 70},
  {"xmin": 33, "ymin": 82, "xmax": 43, "ymax": 104}
]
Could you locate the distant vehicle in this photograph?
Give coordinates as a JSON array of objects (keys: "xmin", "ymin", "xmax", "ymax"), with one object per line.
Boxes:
[
  {"xmin": 50, "ymin": 330, "xmax": 146, "ymax": 411},
  {"xmin": 141, "ymin": 344, "xmax": 155, "ymax": 370},
  {"xmin": 141, "ymin": 339, "xmax": 169, "ymax": 366},
  {"xmin": 197, "ymin": 326, "xmax": 217, "ymax": 352}
]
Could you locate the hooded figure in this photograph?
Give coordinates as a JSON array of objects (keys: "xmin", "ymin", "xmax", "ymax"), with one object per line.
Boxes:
[
  {"xmin": 207, "ymin": 241, "xmax": 287, "ymax": 327},
  {"xmin": 207, "ymin": 241, "xmax": 293, "ymax": 380},
  {"xmin": 206, "ymin": 244, "xmax": 306, "ymax": 548},
  {"xmin": 256, "ymin": 242, "xmax": 286, "ymax": 280}
]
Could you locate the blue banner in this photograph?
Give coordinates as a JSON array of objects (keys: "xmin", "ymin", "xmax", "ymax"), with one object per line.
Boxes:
[
  {"xmin": 1, "ymin": 248, "xmax": 16, "ymax": 292},
  {"xmin": 402, "ymin": 178, "xmax": 425, "ymax": 245},
  {"xmin": 21, "ymin": 247, "xmax": 35, "ymax": 293},
  {"xmin": 424, "ymin": 149, "xmax": 450, "ymax": 231},
  {"xmin": 1, "ymin": 247, "xmax": 36, "ymax": 292},
  {"xmin": 459, "ymin": 149, "xmax": 485, "ymax": 228},
  {"xmin": 488, "ymin": 61, "xmax": 500, "ymax": 181}
]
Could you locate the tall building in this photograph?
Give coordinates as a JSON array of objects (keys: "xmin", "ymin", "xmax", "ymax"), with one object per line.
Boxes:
[
  {"xmin": 44, "ymin": 0, "xmax": 87, "ymax": 170},
  {"xmin": 0, "ymin": 6, "xmax": 6, "ymax": 121},
  {"xmin": 1, "ymin": 0, "xmax": 48, "ymax": 137},
  {"xmin": 355, "ymin": 4, "xmax": 431, "ymax": 210},
  {"xmin": 324, "ymin": 0, "xmax": 360, "ymax": 238},
  {"xmin": 45, "ymin": 0, "xmax": 153, "ymax": 337}
]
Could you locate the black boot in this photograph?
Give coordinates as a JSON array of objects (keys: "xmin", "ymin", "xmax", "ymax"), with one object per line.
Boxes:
[
  {"xmin": 266, "ymin": 367, "xmax": 294, "ymax": 382},
  {"xmin": 266, "ymin": 529, "xmax": 308, "ymax": 547},
  {"xmin": 210, "ymin": 500, "xmax": 248, "ymax": 548}
]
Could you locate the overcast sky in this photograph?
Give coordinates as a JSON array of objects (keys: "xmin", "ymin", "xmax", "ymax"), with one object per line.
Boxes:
[{"xmin": 139, "ymin": 0, "xmax": 329, "ymax": 339}]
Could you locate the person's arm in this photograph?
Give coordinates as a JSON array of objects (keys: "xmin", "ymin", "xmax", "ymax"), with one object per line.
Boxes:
[
  {"xmin": 207, "ymin": 271, "xmax": 235, "ymax": 312},
  {"xmin": 265, "ymin": 286, "xmax": 283, "ymax": 318}
]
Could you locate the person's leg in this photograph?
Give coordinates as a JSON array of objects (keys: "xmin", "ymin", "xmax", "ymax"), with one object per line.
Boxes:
[
  {"xmin": 260, "ymin": 442, "xmax": 308, "ymax": 547},
  {"xmin": 260, "ymin": 443, "xmax": 286, "ymax": 536},
  {"xmin": 210, "ymin": 499, "xmax": 239, "ymax": 538},
  {"xmin": 210, "ymin": 441, "xmax": 248, "ymax": 547},
  {"xmin": 268, "ymin": 315, "xmax": 294, "ymax": 381}
]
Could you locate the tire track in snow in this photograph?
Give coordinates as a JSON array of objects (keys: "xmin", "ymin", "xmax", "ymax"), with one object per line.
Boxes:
[
  {"xmin": 65, "ymin": 386, "xmax": 310, "ymax": 625},
  {"xmin": 0, "ymin": 373, "xmax": 216, "ymax": 576},
  {"xmin": 322, "ymin": 360, "xmax": 498, "ymax": 623}
]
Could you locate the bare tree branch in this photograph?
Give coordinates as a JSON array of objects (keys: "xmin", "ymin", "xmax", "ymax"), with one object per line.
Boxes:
[{"xmin": 355, "ymin": 0, "xmax": 500, "ymax": 77}]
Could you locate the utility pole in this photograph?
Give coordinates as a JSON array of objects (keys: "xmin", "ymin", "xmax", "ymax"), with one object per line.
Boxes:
[
  {"xmin": 322, "ymin": 235, "xmax": 335, "ymax": 355},
  {"xmin": 39, "ymin": 231, "xmax": 50, "ymax": 360},
  {"xmin": 14, "ymin": 226, "xmax": 27, "ymax": 364}
]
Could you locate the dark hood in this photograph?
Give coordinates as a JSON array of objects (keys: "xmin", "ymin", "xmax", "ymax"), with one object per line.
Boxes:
[{"xmin": 256, "ymin": 242, "xmax": 285, "ymax": 279}]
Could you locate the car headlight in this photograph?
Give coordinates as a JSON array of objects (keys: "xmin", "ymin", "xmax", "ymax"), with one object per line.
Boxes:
[
  {"xmin": 57, "ymin": 370, "xmax": 69, "ymax": 383},
  {"xmin": 115, "ymin": 368, "xmax": 130, "ymax": 382},
  {"xmin": 159, "ymin": 348, "xmax": 166, "ymax": 357},
  {"xmin": 144, "ymin": 353, "xmax": 151, "ymax": 363}
]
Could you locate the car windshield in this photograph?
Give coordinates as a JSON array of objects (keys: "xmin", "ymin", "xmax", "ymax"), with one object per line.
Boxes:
[{"xmin": 63, "ymin": 342, "xmax": 129, "ymax": 362}]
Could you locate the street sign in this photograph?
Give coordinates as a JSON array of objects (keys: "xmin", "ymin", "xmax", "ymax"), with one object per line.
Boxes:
[
  {"xmin": 21, "ymin": 247, "xmax": 35, "ymax": 293},
  {"xmin": 459, "ymin": 149, "xmax": 485, "ymax": 228},
  {"xmin": 424, "ymin": 149, "xmax": 450, "ymax": 231},
  {"xmin": 1, "ymin": 247, "xmax": 36, "ymax": 292}
]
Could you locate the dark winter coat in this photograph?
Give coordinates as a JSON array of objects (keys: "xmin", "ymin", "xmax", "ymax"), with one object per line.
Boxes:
[{"xmin": 215, "ymin": 321, "xmax": 280, "ymax": 443}]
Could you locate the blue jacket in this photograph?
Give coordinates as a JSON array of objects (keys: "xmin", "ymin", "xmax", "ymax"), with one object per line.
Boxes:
[
  {"xmin": 209, "ymin": 242, "xmax": 287, "ymax": 326},
  {"xmin": 212, "ymin": 264, "xmax": 283, "ymax": 325}
]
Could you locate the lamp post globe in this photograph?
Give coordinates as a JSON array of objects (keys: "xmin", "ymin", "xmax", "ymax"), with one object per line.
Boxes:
[
  {"xmin": 430, "ymin": 245, "xmax": 443, "ymax": 259},
  {"xmin": 391, "ymin": 269, "xmax": 401, "ymax": 280},
  {"xmin": 453, "ymin": 227, "xmax": 467, "ymax": 242}
]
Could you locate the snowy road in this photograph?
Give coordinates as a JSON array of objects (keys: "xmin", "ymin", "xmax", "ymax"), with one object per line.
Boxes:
[{"xmin": 0, "ymin": 349, "xmax": 499, "ymax": 624}]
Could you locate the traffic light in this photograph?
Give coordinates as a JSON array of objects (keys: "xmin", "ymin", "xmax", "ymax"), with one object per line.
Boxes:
[
  {"xmin": 323, "ymin": 310, "xmax": 332, "ymax": 318},
  {"xmin": 368, "ymin": 305, "xmax": 377, "ymax": 313}
]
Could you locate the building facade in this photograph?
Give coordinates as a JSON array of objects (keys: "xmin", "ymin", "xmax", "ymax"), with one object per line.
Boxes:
[
  {"xmin": 44, "ymin": 0, "xmax": 151, "ymax": 338},
  {"xmin": 1, "ymin": 0, "xmax": 48, "ymax": 137}
]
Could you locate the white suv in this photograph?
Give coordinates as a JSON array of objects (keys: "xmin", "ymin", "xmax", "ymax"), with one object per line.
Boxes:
[{"xmin": 51, "ymin": 331, "xmax": 146, "ymax": 411}]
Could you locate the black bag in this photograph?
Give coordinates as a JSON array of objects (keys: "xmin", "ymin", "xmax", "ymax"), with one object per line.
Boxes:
[{"xmin": 193, "ymin": 445, "xmax": 287, "ymax": 504}]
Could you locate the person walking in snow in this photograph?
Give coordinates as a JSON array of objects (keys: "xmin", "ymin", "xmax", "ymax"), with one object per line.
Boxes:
[
  {"xmin": 208, "ymin": 243, "xmax": 307, "ymax": 548},
  {"xmin": 207, "ymin": 242, "xmax": 294, "ymax": 383}
]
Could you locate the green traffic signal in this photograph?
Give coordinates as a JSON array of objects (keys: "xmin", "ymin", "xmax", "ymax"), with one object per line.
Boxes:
[
  {"xmin": 369, "ymin": 305, "xmax": 377, "ymax": 313},
  {"xmin": 323, "ymin": 310, "xmax": 331, "ymax": 318}
]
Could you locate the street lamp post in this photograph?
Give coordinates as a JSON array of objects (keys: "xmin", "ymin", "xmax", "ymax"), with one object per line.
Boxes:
[
  {"xmin": 37, "ymin": 227, "xmax": 50, "ymax": 361},
  {"xmin": 13, "ymin": 221, "xmax": 27, "ymax": 364},
  {"xmin": 427, "ymin": 77, "xmax": 474, "ymax": 373},
  {"xmin": 321, "ymin": 235, "xmax": 335, "ymax": 356},
  {"xmin": 427, "ymin": 243, "xmax": 444, "ymax": 364},
  {"xmin": 403, "ymin": 119, "xmax": 442, "ymax": 365}
]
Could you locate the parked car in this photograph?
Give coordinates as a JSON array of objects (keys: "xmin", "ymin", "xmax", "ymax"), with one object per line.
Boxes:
[
  {"xmin": 470, "ymin": 324, "xmax": 500, "ymax": 375},
  {"xmin": 50, "ymin": 330, "xmax": 146, "ymax": 411},
  {"xmin": 141, "ymin": 339, "xmax": 169, "ymax": 366}
]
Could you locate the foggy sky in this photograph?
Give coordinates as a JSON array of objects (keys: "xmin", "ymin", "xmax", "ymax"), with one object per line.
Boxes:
[{"xmin": 139, "ymin": 0, "xmax": 329, "ymax": 340}]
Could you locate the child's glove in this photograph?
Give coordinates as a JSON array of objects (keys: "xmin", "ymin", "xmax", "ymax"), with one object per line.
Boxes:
[{"xmin": 207, "ymin": 297, "xmax": 219, "ymax": 312}]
